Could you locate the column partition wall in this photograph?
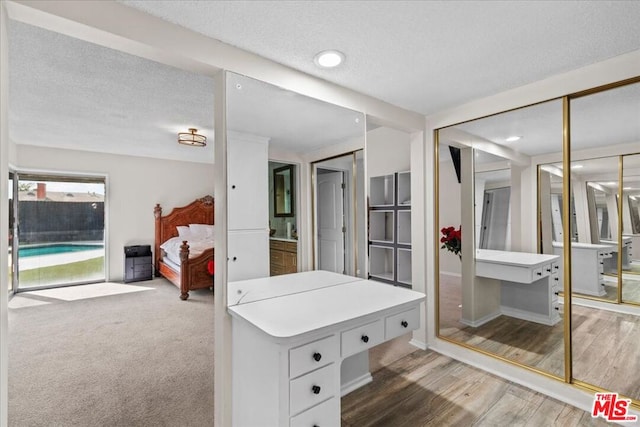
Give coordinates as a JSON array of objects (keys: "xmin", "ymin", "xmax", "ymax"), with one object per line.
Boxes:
[{"xmin": 435, "ymin": 77, "xmax": 640, "ymax": 408}]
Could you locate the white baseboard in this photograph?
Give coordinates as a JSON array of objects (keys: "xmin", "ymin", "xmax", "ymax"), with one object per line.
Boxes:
[
  {"xmin": 409, "ymin": 338, "xmax": 428, "ymax": 351},
  {"xmin": 500, "ymin": 306, "xmax": 557, "ymax": 326},
  {"xmin": 340, "ymin": 372, "xmax": 373, "ymax": 397},
  {"xmin": 460, "ymin": 310, "xmax": 501, "ymax": 327},
  {"xmin": 440, "ymin": 271, "xmax": 461, "ymax": 278}
]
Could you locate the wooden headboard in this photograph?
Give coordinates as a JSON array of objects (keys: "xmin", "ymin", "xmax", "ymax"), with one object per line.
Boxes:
[{"xmin": 153, "ymin": 195, "xmax": 214, "ymax": 267}]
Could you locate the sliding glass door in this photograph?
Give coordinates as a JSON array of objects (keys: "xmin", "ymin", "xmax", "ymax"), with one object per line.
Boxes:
[{"xmin": 13, "ymin": 173, "xmax": 106, "ymax": 290}]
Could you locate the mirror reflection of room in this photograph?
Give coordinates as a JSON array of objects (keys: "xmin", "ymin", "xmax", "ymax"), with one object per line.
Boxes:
[
  {"xmin": 438, "ymin": 99, "xmax": 565, "ymax": 379},
  {"xmin": 569, "ymin": 81, "xmax": 640, "ymax": 403}
]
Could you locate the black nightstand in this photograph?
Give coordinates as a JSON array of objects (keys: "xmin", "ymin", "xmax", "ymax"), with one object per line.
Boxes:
[{"xmin": 124, "ymin": 245, "xmax": 152, "ymax": 283}]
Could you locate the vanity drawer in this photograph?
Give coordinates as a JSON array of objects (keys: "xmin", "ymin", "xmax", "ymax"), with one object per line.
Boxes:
[
  {"xmin": 289, "ymin": 364, "xmax": 335, "ymax": 416},
  {"xmin": 551, "ymin": 261, "xmax": 560, "ymax": 273},
  {"xmin": 341, "ymin": 319, "xmax": 384, "ymax": 358},
  {"xmin": 270, "ymin": 240, "xmax": 286, "ymax": 251},
  {"xmin": 385, "ymin": 306, "xmax": 420, "ymax": 340},
  {"xmin": 271, "ymin": 249, "xmax": 285, "ymax": 265},
  {"xmin": 290, "ymin": 397, "xmax": 339, "ymax": 427},
  {"xmin": 532, "ymin": 267, "xmax": 544, "ymax": 280},
  {"xmin": 289, "ymin": 335, "xmax": 338, "ymax": 379}
]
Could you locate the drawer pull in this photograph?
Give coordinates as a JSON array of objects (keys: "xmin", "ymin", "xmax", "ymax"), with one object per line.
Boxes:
[
  {"xmin": 536, "ymin": 271, "xmax": 542, "ymax": 276},
  {"xmin": 554, "ymin": 292, "xmax": 559, "ymax": 296},
  {"xmin": 546, "ymin": 268, "xmax": 551, "ymax": 272},
  {"xmin": 311, "ymin": 385, "xmax": 321, "ymax": 394},
  {"xmin": 600, "ymin": 261, "xmax": 604, "ymax": 265},
  {"xmin": 232, "ymin": 256, "xmax": 237, "ymax": 262},
  {"xmin": 312, "ymin": 352, "xmax": 322, "ymax": 362},
  {"xmin": 231, "ymin": 184, "xmax": 236, "ymax": 189},
  {"xmin": 554, "ymin": 265, "xmax": 559, "ymax": 270},
  {"xmin": 361, "ymin": 335, "xmax": 369, "ymax": 343},
  {"xmin": 401, "ymin": 320, "xmax": 409, "ymax": 328},
  {"xmin": 554, "ymin": 277, "xmax": 559, "ymax": 282}
]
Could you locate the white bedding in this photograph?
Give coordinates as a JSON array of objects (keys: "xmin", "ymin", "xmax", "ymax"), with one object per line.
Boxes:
[{"xmin": 160, "ymin": 236, "xmax": 215, "ymax": 266}]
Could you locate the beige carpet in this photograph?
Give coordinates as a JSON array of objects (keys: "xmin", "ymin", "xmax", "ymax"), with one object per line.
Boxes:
[{"xmin": 8, "ymin": 279, "xmax": 214, "ymax": 427}]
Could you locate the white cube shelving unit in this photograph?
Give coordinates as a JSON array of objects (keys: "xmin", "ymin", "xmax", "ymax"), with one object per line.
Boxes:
[{"xmin": 368, "ymin": 171, "xmax": 412, "ymax": 288}]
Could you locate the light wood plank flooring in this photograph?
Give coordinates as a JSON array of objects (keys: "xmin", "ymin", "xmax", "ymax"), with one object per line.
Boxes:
[
  {"xmin": 438, "ymin": 274, "xmax": 640, "ymax": 402},
  {"xmin": 342, "ymin": 349, "xmax": 609, "ymax": 426}
]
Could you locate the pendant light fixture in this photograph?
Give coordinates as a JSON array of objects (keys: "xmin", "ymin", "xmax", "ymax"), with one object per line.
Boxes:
[{"xmin": 178, "ymin": 128, "xmax": 206, "ymax": 146}]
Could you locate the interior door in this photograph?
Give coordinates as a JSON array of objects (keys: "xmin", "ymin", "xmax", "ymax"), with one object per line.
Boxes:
[{"xmin": 317, "ymin": 169, "xmax": 345, "ymax": 273}]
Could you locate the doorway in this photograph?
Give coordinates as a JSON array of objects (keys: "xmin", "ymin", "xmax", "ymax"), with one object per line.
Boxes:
[
  {"xmin": 10, "ymin": 173, "xmax": 106, "ymax": 291},
  {"xmin": 313, "ymin": 151, "xmax": 366, "ymax": 277}
]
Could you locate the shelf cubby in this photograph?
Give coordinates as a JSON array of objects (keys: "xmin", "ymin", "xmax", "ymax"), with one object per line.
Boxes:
[
  {"xmin": 397, "ymin": 210, "xmax": 411, "ymax": 245},
  {"xmin": 369, "ymin": 210, "xmax": 395, "ymax": 243},
  {"xmin": 369, "ymin": 245, "xmax": 395, "ymax": 281},
  {"xmin": 369, "ymin": 174, "xmax": 395, "ymax": 206},
  {"xmin": 397, "ymin": 248, "xmax": 412, "ymax": 286},
  {"xmin": 397, "ymin": 171, "xmax": 411, "ymax": 206}
]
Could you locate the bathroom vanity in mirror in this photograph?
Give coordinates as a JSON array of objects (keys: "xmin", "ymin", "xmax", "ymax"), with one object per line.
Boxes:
[
  {"xmin": 475, "ymin": 250, "xmax": 561, "ymax": 326},
  {"xmin": 227, "ymin": 270, "xmax": 424, "ymax": 427}
]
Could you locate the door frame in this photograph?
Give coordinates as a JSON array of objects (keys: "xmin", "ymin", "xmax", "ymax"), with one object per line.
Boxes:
[
  {"xmin": 10, "ymin": 171, "xmax": 108, "ymax": 292},
  {"xmin": 311, "ymin": 150, "xmax": 362, "ymax": 275}
]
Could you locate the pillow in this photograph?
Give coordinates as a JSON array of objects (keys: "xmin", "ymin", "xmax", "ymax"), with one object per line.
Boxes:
[
  {"xmin": 176, "ymin": 226, "xmax": 191, "ymax": 239},
  {"xmin": 190, "ymin": 224, "xmax": 215, "ymax": 238}
]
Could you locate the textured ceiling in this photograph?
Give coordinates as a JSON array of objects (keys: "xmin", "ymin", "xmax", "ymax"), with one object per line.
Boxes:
[
  {"xmin": 119, "ymin": 0, "xmax": 640, "ymax": 115},
  {"xmin": 8, "ymin": 20, "xmax": 216, "ymax": 163},
  {"xmin": 7, "ymin": 1, "xmax": 640, "ymax": 162}
]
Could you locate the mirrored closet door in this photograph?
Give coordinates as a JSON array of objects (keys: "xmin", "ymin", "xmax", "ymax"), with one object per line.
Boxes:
[
  {"xmin": 569, "ymin": 81, "xmax": 640, "ymax": 402},
  {"xmin": 437, "ymin": 99, "xmax": 565, "ymax": 379}
]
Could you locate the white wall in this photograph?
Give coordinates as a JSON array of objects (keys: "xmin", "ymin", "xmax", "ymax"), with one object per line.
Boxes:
[
  {"xmin": 366, "ymin": 127, "xmax": 410, "ymax": 178},
  {"xmin": 438, "ymin": 159, "xmax": 462, "ymax": 276},
  {"xmin": 15, "ymin": 145, "xmax": 215, "ymax": 282}
]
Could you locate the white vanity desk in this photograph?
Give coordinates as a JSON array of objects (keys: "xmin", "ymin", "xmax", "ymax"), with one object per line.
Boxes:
[
  {"xmin": 228, "ymin": 270, "xmax": 425, "ymax": 427},
  {"xmin": 552, "ymin": 241, "xmax": 614, "ymax": 297},
  {"xmin": 601, "ymin": 237, "xmax": 633, "ymax": 271},
  {"xmin": 475, "ymin": 249, "xmax": 561, "ymax": 326}
]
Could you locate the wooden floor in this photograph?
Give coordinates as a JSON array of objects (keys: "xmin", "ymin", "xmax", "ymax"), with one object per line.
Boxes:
[
  {"xmin": 438, "ymin": 274, "xmax": 640, "ymax": 402},
  {"xmin": 342, "ymin": 349, "xmax": 609, "ymax": 426}
]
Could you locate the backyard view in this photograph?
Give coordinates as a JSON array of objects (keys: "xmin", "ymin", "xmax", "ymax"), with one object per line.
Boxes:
[{"xmin": 9, "ymin": 175, "xmax": 105, "ymax": 290}]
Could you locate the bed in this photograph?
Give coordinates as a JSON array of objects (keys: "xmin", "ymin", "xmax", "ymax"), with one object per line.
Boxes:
[{"xmin": 153, "ymin": 195, "xmax": 214, "ymax": 300}]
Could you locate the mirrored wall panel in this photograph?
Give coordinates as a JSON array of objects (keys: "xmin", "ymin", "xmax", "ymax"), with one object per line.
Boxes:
[
  {"xmin": 437, "ymin": 99, "xmax": 565, "ymax": 378},
  {"xmin": 622, "ymin": 153, "xmax": 640, "ymax": 305},
  {"xmin": 570, "ymin": 82, "xmax": 640, "ymax": 402},
  {"xmin": 225, "ymin": 72, "xmax": 365, "ymax": 297}
]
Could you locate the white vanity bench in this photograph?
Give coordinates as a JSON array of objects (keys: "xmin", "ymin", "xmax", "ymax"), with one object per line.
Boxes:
[
  {"xmin": 475, "ymin": 249, "xmax": 561, "ymax": 326},
  {"xmin": 228, "ymin": 270, "xmax": 425, "ymax": 427}
]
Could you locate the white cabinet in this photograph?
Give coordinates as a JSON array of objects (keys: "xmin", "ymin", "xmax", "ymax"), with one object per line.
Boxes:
[
  {"xmin": 368, "ymin": 172, "xmax": 412, "ymax": 288},
  {"xmin": 227, "ymin": 131, "xmax": 270, "ymax": 281},
  {"xmin": 228, "ymin": 231, "xmax": 269, "ymax": 282},
  {"xmin": 552, "ymin": 242, "xmax": 613, "ymax": 297},
  {"xmin": 228, "ymin": 131, "xmax": 269, "ymax": 231}
]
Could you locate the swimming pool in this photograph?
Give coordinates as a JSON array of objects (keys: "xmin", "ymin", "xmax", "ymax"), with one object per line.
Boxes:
[{"xmin": 19, "ymin": 244, "xmax": 104, "ymax": 258}]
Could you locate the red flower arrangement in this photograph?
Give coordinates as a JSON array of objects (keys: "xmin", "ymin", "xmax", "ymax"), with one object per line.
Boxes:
[
  {"xmin": 440, "ymin": 225, "xmax": 461, "ymax": 259},
  {"xmin": 207, "ymin": 260, "xmax": 215, "ymax": 276}
]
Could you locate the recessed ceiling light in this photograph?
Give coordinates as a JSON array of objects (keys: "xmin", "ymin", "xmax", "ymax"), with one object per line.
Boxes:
[
  {"xmin": 505, "ymin": 136, "xmax": 521, "ymax": 142},
  {"xmin": 314, "ymin": 50, "xmax": 345, "ymax": 68}
]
